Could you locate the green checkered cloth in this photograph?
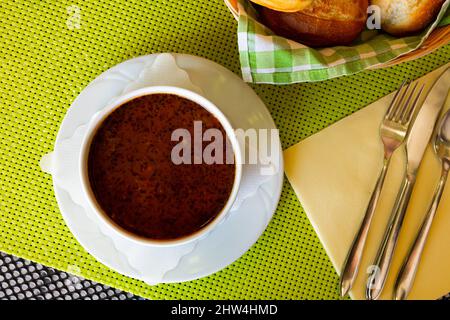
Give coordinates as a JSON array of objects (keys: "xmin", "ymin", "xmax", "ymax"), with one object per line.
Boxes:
[{"xmin": 238, "ymin": 0, "xmax": 450, "ymax": 83}]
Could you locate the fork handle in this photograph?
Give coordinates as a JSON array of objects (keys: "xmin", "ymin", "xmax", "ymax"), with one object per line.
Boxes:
[
  {"xmin": 339, "ymin": 156, "xmax": 390, "ymax": 297},
  {"xmin": 394, "ymin": 162, "xmax": 449, "ymax": 300},
  {"xmin": 366, "ymin": 174, "xmax": 415, "ymax": 300}
]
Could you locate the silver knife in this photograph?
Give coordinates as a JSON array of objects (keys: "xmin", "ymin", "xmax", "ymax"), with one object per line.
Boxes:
[{"xmin": 366, "ymin": 67, "xmax": 450, "ymax": 300}]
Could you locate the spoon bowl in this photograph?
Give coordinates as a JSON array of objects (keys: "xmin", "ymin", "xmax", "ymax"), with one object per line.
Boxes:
[{"xmin": 434, "ymin": 109, "xmax": 450, "ymax": 164}]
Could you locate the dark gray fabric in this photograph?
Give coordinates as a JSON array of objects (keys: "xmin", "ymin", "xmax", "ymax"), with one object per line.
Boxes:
[{"xmin": 0, "ymin": 252, "xmax": 143, "ymax": 300}]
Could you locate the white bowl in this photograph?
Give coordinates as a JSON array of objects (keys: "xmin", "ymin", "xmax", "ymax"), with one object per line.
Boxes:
[{"xmin": 79, "ymin": 86, "xmax": 243, "ymax": 247}]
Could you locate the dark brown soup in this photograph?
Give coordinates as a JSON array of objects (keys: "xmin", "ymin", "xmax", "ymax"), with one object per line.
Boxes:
[{"xmin": 88, "ymin": 94, "xmax": 236, "ymax": 240}]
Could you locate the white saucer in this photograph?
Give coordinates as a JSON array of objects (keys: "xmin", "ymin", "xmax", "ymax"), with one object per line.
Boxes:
[{"xmin": 44, "ymin": 53, "xmax": 284, "ymax": 284}]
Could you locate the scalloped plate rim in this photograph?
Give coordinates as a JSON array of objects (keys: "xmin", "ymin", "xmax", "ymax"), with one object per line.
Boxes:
[{"xmin": 52, "ymin": 53, "xmax": 284, "ymax": 283}]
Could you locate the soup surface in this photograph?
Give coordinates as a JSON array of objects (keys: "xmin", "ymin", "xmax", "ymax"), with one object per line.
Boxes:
[{"xmin": 88, "ymin": 94, "xmax": 236, "ymax": 240}]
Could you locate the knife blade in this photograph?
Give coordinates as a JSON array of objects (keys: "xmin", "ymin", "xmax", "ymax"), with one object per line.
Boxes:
[
  {"xmin": 366, "ymin": 67, "xmax": 450, "ymax": 300},
  {"xmin": 406, "ymin": 68, "xmax": 450, "ymax": 174}
]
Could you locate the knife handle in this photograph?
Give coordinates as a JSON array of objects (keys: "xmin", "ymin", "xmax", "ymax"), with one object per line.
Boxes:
[
  {"xmin": 366, "ymin": 174, "xmax": 415, "ymax": 300},
  {"xmin": 394, "ymin": 162, "xmax": 449, "ymax": 300},
  {"xmin": 339, "ymin": 156, "xmax": 390, "ymax": 297}
]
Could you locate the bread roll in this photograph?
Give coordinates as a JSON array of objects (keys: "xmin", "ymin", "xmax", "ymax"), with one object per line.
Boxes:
[
  {"xmin": 371, "ymin": 0, "xmax": 445, "ymax": 36},
  {"xmin": 255, "ymin": 0, "xmax": 369, "ymax": 47}
]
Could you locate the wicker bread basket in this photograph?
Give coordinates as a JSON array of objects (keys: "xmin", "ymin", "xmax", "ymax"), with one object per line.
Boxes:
[{"xmin": 224, "ymin": 0, "xmax": 450, "ymax": 69}]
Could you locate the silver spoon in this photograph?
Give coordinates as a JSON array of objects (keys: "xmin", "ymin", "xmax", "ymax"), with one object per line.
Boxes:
[{"xmin": 394, "ymin": 107, "xmax": 450, "ymax": 300}]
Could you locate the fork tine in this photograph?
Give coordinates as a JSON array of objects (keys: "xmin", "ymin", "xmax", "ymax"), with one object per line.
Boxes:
[
  {"xmin": 398, "ymin": 82, "xmax": 419, "ymax": 122},
  {"xmin": 391, "ymin": 82, "xmax": 411, "ymax": 120},
  {"xmin": 392, "ymin": 82, "xmax": 412, "ymax": 120},
  {"xmin": 385, "ymin": 80, "xmax": 407, "ymax": 120},
  {"xmin": 403, "ymin": 84, "xmax": 425, "ymax": 125}
]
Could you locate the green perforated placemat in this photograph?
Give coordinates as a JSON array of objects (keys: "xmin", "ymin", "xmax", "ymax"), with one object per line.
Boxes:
[{"xmin": 0, "ymin": 0, "xmax": 449, "ymax": 300}]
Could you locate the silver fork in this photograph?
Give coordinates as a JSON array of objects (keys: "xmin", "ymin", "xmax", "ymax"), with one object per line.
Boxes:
[{"xmin": 340, "ymin": 81, "xmax": 424, "ymax": 297}]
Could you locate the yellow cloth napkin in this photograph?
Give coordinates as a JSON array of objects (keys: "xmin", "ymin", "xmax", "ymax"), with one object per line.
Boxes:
[{"xmin": 284, "ymin": 64, "xmax": 450, "ymax": 300}]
